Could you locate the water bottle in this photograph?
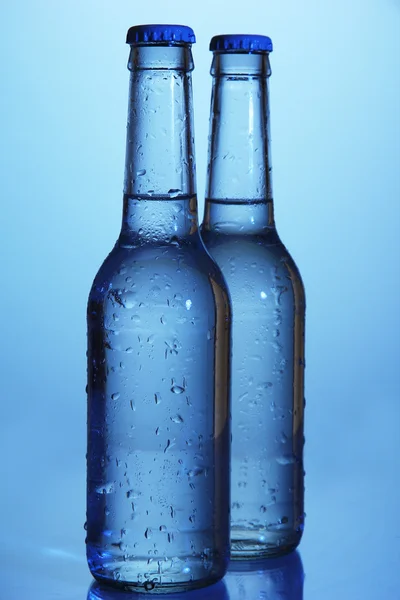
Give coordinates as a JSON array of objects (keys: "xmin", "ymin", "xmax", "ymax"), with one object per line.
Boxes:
[
  {"xmin": 201, "ymin": 34, "xmax": 306, "ymax": 559},
  {"xmin": 86, "ymin": 25, "xmax": 231, "ymax": 593}
]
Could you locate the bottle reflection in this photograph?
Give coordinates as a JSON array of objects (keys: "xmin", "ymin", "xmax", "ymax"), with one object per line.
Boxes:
[
  {"xmin": 224, "ymin": 551, "xmax": 304, "ymax": 600},
  {"xmin": 87, "ymin": 578, "xmax": 228, "ymax": 600},
  {"xmin": 87, "ymin": 553, "xmax": 303, "ymax": 599}
]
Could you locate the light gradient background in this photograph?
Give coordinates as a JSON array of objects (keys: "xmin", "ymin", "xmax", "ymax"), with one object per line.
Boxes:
[{"xmin": 0, "ymin": 1, "xmax": 399, "ymax": 599}]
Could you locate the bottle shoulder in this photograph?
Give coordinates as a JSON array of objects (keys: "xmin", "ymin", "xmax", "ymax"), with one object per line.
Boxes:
[
  {"xmin": 88, "ymin": 239, "xmax": 230, "ymax": 307},
  {"xmin": 202, "ymin": 232, "xmax": 305, "ymax": 306}
]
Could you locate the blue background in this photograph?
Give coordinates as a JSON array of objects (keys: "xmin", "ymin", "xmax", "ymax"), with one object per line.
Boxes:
[{"xmin": 0, "ymin": 1, "xmax": 399, "ymax": 598}]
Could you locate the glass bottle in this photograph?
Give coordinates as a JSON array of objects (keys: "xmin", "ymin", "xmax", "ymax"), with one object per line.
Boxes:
[
  {"xmin": 201, "ymin": 34, "xmax": 306, "ymax": 559},
  {"xmin": 86, "ymin": 25, "xmax": 231, "ymax": 592}
]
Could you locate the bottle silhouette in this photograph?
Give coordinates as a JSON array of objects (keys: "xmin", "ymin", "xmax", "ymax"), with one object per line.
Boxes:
[
  {"xmin": 201, "ymin": 34, "xmax": 306, "ymax": 559},
  {"xmin": 86, "ymin": 25, "xmax": 231, "ymax": 592}
]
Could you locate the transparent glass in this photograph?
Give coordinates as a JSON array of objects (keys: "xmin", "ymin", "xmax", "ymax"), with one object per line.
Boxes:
[
  {"xmin": 88, "ymin": 577, "xmax": 229, "ymax": 600},
  {"xmin": 86, "ymin": 42, "xmax": 231, "ymax": 593},
  {"xmin": 202, "ymin": 52, "xmax": 306, "ymax": 559}
]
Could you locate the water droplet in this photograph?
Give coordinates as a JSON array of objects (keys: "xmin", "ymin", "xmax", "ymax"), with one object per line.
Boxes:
[
  {"xmin": 144, "ymin": 528, "xmax": 152, "ymax": 539},
  {"xmin": 125, "ymin": 347, "xmax": 133, "ymax": 353},
  {"xmin": 187, "ymin": 467, "xmax": 205, "ymax": 477},
  {"xmin": 159, "ymin": 525, "xmax": 167, "ymax": 532},
  {"xmin": 238, "ymin": 392, "xmax": 248, "ymax": 402},
  {"xmin": 126, "ymin": 489, "xmax": 141, "ymax": 499},
  {"xmin": 131, "ymin": 314, "xmax": 140, "ymax": 323},
  {"xmin": 276, "ymin": 454, "xmax": 296, "ymax": 465},
  {"xmin": 160, "ymin": 315, "xmax": 166, "ymax": 325},
  {"xmin": 111, "ymin": 392, "xmax": 120, "ymax": 401},
  {"xmin": 272, "ymin": 341, "xmax": 283, "ymax": 353},
  {"xmin": 260, "ymin": 505, "xmax": 268, "ymax": 513},
  {"xmin": 170, "ymin": 414, "xmax": 184, "ymax": 424},
  {"xmin": 168, "ymin": 188, "xmax": 182, "ymax": 197},
  {"xmin": 83, "ymin": 522, "xmax": 87, "ymax": 531},
  {"xmin": 165, "ymin": 338, "xmax": 181, "ymax": 357},
  {"xmin": 144, "ymin": 580, "xmax": 156, "ymax": 591},
  {"xmin": 147, "ymin": 334, "xmax": 155, "ymax": 344},
  {"xmin": 130, "ymin": 400, "xmax": 136, "ymax": 411},
  {"xmin": 154, "ymin": 393, "xmax": 161, "ymax": 405},
  {"xmin": 137, "ymin": 169, "xmax": 146, "ymax": 176},
  {"xmin": 185, "ymin": 299, "xmax": 192, "ymax": 310},
  {"xmin": 111, "ymin": 290, "xmax": 136, "ymax": 309},
  {"xmin": 272, "ymin": 285, "xmax": 288, "ymax": 306},
  {"xmin": 170, "ymin": 378, "xmax": 186, "ymax": 394},
  {"xmin": 207, "ymin": 330, "xmax": 212, "ymax": 340},
  {"xmin": 260, "ymin": 291, "xmax": 267, "ymax": 299},
  {"xmin": 258, "ymin": 381, "xmax": 273, "ymax": 391},
  {"xmin": 96, "ymin": 482, "xmax": 115, "ymax": 494},
  {"xmin": 164, "ymin": 439, "xmax": 173, "ymax": 453}
]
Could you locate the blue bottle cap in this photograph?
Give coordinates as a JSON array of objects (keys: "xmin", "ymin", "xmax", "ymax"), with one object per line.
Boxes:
[
  {"xmin": 126, "ymin": 24, "xmax": 196, "ymax": 45},
  {"xmin": 210, "ymin": 34, "xmax": 273, "ymax": 53}
]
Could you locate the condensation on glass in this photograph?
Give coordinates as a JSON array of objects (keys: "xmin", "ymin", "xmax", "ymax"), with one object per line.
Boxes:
[
  {"xmin": 86, "ymin": 25, "xmax": 231, "ymax": 593},
  {"xmin": 201, "ymin": 35, "xmax": 306, "ymax": 559}
]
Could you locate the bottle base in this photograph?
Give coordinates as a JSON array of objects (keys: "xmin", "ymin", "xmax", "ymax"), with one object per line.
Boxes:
[
  {"xmin": 90, "ymin": 573, "xmax": 225, "ymax": 595},
  {"xmin": 87, "ymin": 547, "xmax": 228, "ymax": 594},
  {"xmin": 230, "ymin": 529, "xmax": 302, "ymax": 560}
]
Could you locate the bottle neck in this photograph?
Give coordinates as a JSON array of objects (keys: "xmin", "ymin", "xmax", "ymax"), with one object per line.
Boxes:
[
  {"xmin": 121, "ymin": 45, "xmax": 198, "ymax": 243},
  {"xmin": 203, "ymin": 53, "xmax": 274, "ymax": 234}
]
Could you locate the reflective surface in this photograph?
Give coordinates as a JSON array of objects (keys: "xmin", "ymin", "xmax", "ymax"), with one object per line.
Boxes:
[
  {"xmin": 1, "ymin": 424, "xmax": 399, "ymax": 600},
  {"xmin": 224, "ymin": 552, "xmax": 304, "ymax": 599}
]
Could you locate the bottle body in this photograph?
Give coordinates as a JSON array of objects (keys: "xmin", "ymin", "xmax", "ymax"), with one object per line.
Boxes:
[
  {"xmin": 202, "ymin": 41, "xmax": 305, "ymax": 558},
  {"xmin": 201, "ymin": 219, "xmax": 305, "ymax": 558},
  {"xmin": 86, "ymin": 29, "xmax": 231, "ymax": 592}
]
